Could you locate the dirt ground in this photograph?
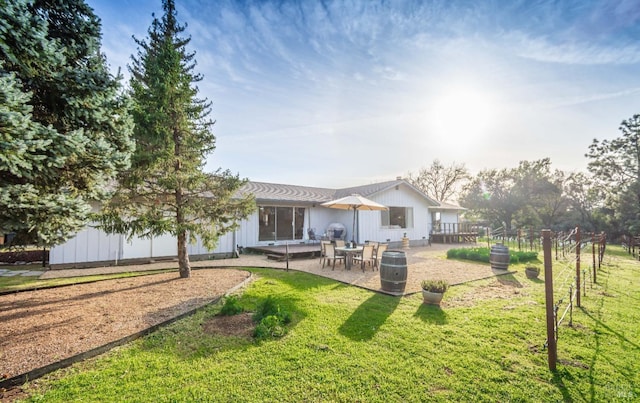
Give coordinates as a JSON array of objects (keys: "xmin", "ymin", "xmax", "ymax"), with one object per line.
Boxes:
[{"xmin": 1, "ymin": 244, "xmax": 515, "ymax": 401}]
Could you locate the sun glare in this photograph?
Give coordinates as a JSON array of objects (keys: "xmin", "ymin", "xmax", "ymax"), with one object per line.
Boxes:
[{"xmin": 431, "ymin": 87, "xmax": 497, "ymax": 142}]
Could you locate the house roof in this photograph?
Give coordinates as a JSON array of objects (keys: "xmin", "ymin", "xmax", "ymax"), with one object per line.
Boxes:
[
  {"xmin": 239, "ymin": 178, "xmax": 451, "ymax": 208},
  {"xmin": 239, "ymin": 181, "xmax": 336, "ymax": 203},
  {"xmin": 431, "ymin": 201, "xmax": 466, "ymax": 211}
]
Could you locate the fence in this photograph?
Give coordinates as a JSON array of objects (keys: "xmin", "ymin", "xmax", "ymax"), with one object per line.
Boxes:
[{"xmin": 542, "ymin": 227, "xmax": 607, "ymax": 371}]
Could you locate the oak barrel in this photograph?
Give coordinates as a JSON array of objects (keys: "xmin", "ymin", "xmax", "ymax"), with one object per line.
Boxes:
[
  {"xmin": 380, "ymin": 251, "xmax": 407, "ymax": 293},
  {"xmin": 490, "ymin": 244, "xmax": 510, "ymax": 270}
]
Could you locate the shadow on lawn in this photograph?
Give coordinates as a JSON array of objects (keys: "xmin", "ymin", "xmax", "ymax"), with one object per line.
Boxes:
[
  {"xmin": 338, "ymin": 293, "xmax": 400, "ymax": 341},
  {"xmin": 413, "ymin": 303, "xmax": 447, "ymax": 325}
]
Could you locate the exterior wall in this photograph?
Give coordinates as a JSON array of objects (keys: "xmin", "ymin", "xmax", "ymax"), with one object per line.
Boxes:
[
  {"xmin": 50, "ymin": 225, "xmax": 236, "ymax": 267},
  {"xmin": 49, "ymin": 225, "xmax": 123, "ymax": 265},
  {"xmin": 357, "ymin": 184, "xmax": 432, "ymax": 244},
  {"xmin": 440, "ymin": 211, "xmax": 459, "ymax": 225}
]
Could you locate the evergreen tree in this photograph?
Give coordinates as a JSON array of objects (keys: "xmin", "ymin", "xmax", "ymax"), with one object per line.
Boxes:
[
  {"xmin": 99, "ymin": 0, "xmax": 255, "ymax": 278},
  {"xmin": 0, "ymin": 0, "xmax": 133, "ymax": 246}
]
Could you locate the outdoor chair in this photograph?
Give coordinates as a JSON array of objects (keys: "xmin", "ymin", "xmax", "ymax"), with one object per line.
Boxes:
[
  {"xmin": 319, "ymin": 241, "xmax": 331, "ymax": 266},
  {"xmin": 307, "ymin": 228, "xmax": 320, "ymax": 243},
  {"xmin": 373, "ymin": 243, "xmax": 387, "ymax": 269},
  {"xmin": 323, "ymin": 243, "xmax": 345, "ymax": 270},
  {"xmin": 353, "ymin": 244, "xmax": 375, "ymax": 271}
]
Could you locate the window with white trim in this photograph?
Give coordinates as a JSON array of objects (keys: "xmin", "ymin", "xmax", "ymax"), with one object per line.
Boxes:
[{"xmin": 381, "ymin": 207, "xmax": 413, "ymax": 229}]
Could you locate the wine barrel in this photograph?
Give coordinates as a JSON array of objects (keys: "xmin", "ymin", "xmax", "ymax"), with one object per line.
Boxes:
[
  {"xmin": 380, "ymin": 251, "xmax": 407, "ymax": 293},
  {"xmin": 490, "ymin": 244, "xmax": 510, "ymax": 270}
]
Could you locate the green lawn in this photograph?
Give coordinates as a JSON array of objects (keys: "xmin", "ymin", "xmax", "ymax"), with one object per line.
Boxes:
[
  {"xmin": 0, "ymin": 269, "xmax": 175, "ymax": 293},
  {"xmin": 21, "ymin": 246, "xmax": 640, "ymax": 402}
]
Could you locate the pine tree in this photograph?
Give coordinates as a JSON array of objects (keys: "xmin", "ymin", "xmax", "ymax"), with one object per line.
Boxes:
[
  {"xmin": 0, "ymin": 0, "xmax": 133, "ymax": 246},
  {"xmin": 99, "ymin": 0, "xmax": 255, "ymax": 278}
]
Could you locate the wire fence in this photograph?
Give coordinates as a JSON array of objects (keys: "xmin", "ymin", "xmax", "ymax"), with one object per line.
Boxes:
[{"xmin": 542, "ymin": 227, "xmax": 607, "ymax": 371}]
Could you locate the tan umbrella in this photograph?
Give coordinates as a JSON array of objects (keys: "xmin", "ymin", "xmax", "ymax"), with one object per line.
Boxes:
[{"xmin": 321, "ymin": 194, "xmax": 388, "ymax": 243}]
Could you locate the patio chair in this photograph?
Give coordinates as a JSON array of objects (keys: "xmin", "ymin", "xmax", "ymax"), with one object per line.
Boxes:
[
  {"xmin": 308, "ymin": 228, "xmax": 320, "ymax": 243},
  {"xmin": 335, "ymin": 239, "xmax": 346, "ymax": 248},
  {"xmin": 373, "ymin": 243, "xmax": 387, "ymax": 270},
  {"xmin": 319, "ymin": 241, "xmax": 331, "ymax": 266},
  {"xmin": 323, "ymin": 243, "xmax": 345, "ymax": 270},
  {"xmin": 353, "ymin": 244, "xmax": 375, "ymax": 272}
]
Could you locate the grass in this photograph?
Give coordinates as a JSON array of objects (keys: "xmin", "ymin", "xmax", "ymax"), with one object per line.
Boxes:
[
  {"xmin": 0, "ymin": 268, "xmax": 175, "ymax": 293},
  {"xmin": 20, "ymin": 246, "xmax": 640, "ymax": 402}
]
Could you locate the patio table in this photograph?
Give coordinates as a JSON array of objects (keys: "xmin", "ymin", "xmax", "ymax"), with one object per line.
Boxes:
[{"xmin": 334, "ymin": 246, "xmax": 363, "ymax": 270}]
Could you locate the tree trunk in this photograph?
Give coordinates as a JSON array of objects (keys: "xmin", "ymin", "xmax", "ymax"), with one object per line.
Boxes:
[{"xmin": 178, "ymin": 229, "xmax": 191, "ymax": 278}]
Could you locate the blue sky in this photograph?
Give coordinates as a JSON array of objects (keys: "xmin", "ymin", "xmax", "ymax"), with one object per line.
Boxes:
[{"xmin": 88, "ymin": 0, "xmax": 640, "ymax": 188}]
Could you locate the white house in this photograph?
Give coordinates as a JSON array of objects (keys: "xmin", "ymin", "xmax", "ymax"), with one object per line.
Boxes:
[{"xmin": 49, "ymin": 178, "xmax": 464, "ymax": 268}]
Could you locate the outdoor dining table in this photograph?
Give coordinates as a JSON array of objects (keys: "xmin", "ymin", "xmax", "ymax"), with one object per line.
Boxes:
[{"xmin": 334, "ymin": 245, "xmax": 363, "ymax": 270}]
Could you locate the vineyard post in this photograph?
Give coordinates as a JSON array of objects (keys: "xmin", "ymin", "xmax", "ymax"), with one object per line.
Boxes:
[
  {"xmin": 576, "ymin": 225, "xmax": 581, "ymax": 308},
  {"xmin": 592, "ymin": 232, "xmax": 596, "ymax": 284},
  {"xmin": 543, "ymin": 229, "xmax": 557, "ymax": 371}
]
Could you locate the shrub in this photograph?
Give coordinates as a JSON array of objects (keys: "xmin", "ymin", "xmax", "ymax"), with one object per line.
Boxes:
[
  {"xmin": 252, "ymin": 296, "xmax": 292, "ymax": 340},
  {"xmin": 219, "ymin": 295, "xmax": 244, "ymax": 316},
  {"xmin": 447, "ymin": 247, "xmax": 538, "ymax": 265},
  {"xmin": 421, "ymin": 279, "xmax": 449, "ymax": 293},
  {"xmin": 254, "ymin": 315, "xmax": 288, "ymax": 339}
]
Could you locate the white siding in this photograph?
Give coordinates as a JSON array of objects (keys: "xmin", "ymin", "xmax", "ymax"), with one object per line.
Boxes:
[
  {"xmin": 440, "ymin": 211, "xmax": 459, "ymax": 225},
  {"xmin": 357, "ymin": 184, "xmax": 432, "ymax": 244},
  {"xmin": 50, "ymin": 225, "xmax": 122, "ymax": 265}
]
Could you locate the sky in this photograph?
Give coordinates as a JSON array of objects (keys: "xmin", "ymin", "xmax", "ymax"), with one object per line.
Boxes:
[{"xmin": 88, "ymin": 0, "xmax": 640, "ymax": 189}]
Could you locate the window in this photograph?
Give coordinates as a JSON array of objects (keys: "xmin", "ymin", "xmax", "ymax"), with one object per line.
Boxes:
[
  {"xmin": 258, "ymin": 206, "xmax": 305, "ymax": 241},
  {"xmin": 381, "ymin": 207, "xmax": 413, "ymax": 229}
]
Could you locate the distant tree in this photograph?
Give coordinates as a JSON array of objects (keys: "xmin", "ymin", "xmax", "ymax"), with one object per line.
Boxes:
[
  {"xmin": 460, "ymin": 159, "xmax": 565, "ymax": 230},
  {"xmin": 0, "ymin": 0, "xmax": 133, "ymax": 246},
  {"xmin": 562, "ymin": 172, "xmax": 603, "ymax": 232},
  {"xmin": 586, "ymin": 114, "xmax": 640, "ymax": 235},
  {"xmin": 460, "ymin": 167, "xmax": 520, "ymax": 230},
  {"xmin": 99, "ymin": 0, "xmax": 255, "ymax": 278},
  {"xmin": 407, "ymin": 160, "xmax": 469, "ymax": 202}
]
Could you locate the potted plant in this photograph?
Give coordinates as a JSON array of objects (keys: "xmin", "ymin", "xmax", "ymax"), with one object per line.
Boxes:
[
  {"xmin": 525, "ymin": 266, "xmax": 540, "ymax": 279},
  {"xmin": 421, "ymin": 279, "xmax": 449, "ymax": 305}
]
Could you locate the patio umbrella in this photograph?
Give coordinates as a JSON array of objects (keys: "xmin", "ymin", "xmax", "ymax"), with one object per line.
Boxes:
[{"xmin": 320, "ymin": 194, "xmax": 388, "ymax": 243}]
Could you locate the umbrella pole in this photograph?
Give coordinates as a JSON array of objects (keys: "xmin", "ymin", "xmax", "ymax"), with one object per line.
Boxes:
[{"xmin": 352, "ymin": 207, "xmax": 356, "ymax": 244}]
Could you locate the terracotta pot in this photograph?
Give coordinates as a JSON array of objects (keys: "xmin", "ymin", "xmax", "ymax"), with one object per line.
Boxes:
[{"xmin": 422, "ymin": 289, "xmax": 444, "ymax": 305}]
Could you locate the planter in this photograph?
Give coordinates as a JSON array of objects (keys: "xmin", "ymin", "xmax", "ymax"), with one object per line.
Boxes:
[
  {"xmin": 525, "ymin": 267, "xmax": 540, "ymax": 279},
  {"xmin": 422, "ymin": 289, "xmax": 444, "ymax": 305}
]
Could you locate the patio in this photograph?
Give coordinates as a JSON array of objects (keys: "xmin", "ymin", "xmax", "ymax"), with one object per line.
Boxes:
[{"xmin": 41, "ymin": 244, "xmax": 508, "ymax": 296}]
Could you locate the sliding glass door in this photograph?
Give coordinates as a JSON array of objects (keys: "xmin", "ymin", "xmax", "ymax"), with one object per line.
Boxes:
[{"xmin": 258, "ymin": 206, "xmax": 305, "ymax": 242}]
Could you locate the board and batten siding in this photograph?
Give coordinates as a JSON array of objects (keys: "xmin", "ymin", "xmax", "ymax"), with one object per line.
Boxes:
[
  {"xmin": 50, "ymin": 225, "xmax": 236, "ymax": 266},
  {"xmin": 357, "ymin": 184, "xmax": 433, "ymax": 244}
]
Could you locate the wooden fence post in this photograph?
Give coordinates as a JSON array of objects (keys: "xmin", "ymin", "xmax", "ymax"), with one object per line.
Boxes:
[
  {"xmin": 592, "ymin": 232, "xmax": 597, "ymax": 284},
  {"xmin": 576, "ymin": 225, "xmax": 581, "ymax": 308},
  {"xmin": 542, "ymin": 229, "xmax": 557, "ymax": 371}
]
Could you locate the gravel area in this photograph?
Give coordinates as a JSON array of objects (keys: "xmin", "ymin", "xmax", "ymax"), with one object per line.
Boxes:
[{"xmin": 1, "ymin": 269, "xmax": 250, "ymax": 380}]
